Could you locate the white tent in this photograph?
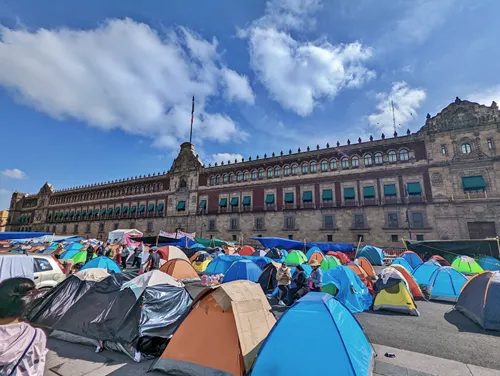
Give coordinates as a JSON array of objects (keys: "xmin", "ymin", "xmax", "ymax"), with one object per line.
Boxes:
[{"xmin": 108, "ymin": 229, "xmax": 143, "ymax": 244}]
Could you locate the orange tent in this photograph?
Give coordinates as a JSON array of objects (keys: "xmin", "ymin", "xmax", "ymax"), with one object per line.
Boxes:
[
  {"xmin": 347, "ymin": 263, "xmax": 374, "ymax": 295},
  {"xmin": 156, "ymin": 246, "xmax": 190, "ymax": 262},
  {"xmin": 430, "ymin": 255, "xmax": 451, "ymax": 266},
  {"xmin": 238, "ymin": 245, "xmax": 255, "ymax": 256},
  {"xmin": 391, "ymin": 264, "xmax": 424, "ymax": 299},
  {"xmin": 160, "ymin": 259, "xmax": 200, "ymax": 280},
  {"xmin": 356, "ymin": 257, "xmax": 377, "ymax": 278},
  {"xmin": 308, "ymin": 251, "xmax": 325, "ymax": 264},
  {"xmin": 152, "ymin": 281, "xmax": 275, "ymax": 376}
]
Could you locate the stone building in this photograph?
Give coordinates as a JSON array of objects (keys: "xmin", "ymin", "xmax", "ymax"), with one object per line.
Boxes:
[
  {"xmin": 0, "ymin": 210, "xmax": 8, "ymax": 232},
  {"xmin": 6, "ymin": 98, "xmax": 500, "ymax": 245}
]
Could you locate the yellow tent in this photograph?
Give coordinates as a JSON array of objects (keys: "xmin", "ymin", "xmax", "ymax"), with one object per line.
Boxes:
[
  {"xmin": 192, "ymin": 258, "xmax": 212, "ymax": 273},
  {"xmin": 373, "ymin": 268, "xmax": 419, "ymax": 316}
]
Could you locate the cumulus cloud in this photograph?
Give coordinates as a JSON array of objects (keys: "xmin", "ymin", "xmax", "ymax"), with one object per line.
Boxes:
[
  {"xmin": 1, "ymin": 168, "xmax": 26, "ymax": 179},
  {"xmin": 209, "ymin": 153, "xmax": 245, "ymax": 165},
  {"xmin": 467, "ymin": 85, "xmax": 500, "ymax": 107},
  {"xmin": 368, "ymin": 82, "xmax": 426, "ymax": 134},
  {"xmin": 241, "ymin": 0, "xmax": 375, "ymax": 116},
  {"xmin": 0, "ymin": 19, "xmax": 254, "ymax": 149}
]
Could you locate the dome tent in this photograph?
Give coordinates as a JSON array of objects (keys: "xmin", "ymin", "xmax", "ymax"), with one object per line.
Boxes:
[
  {"xmin": 356, "ymin": 257, "xmax": 377, "ymax": 278},
  {"xmin": 452, "ymin": 256, "xmax": 483, "ymax": 274},
  {"xmin": 308, "ymin": 251, "xmax": 325, "ymax": 264},
  {"xmin": 356, "ymin": 245, "xmax": 383, "ymax": 266},
  {"xmin": 390, "ymin": 264, "xmax": 424, "ymax": 300},
  {"xmin": 320, "ymin": 256, "xmax": 341, "ymax": 270},
  {"xmin": 429, "ymin": 255, "xmax": 451, "ymax": 267},
  {"xmin": 238, "ymin": 245, "xmax": 255, "ymax": 256},
  {"xmin": 81, "ymin": 256, "xmax": 121, "ymax": 273},
  {"xmin": 427, "ymin": 266, "xmax": 467, "ymax": 302},
  {"xmin": 284, "ymin": 250, "xmax": 308, "ymax": 265},
  {"xmin": 223, "ymin": 260, "xmax": 262, "ymax": 283},
  {"xmin": 478, "ymin": 256, "xmax": 500, "ymax": 271},
  {"xmin": 412, "ymin": 261, "xmax": 440, "ymax": 286},
  {"xmin": 266, "ymin": 248, "xmax": 287, "ymax": 260},
  {"xmin": 391, "ymin": 257, "xmax": 414, "ymax": 272},
  {"xmin": 373, "ymin": 267, "xmax": 419, "ymax": 316},
  {"xmin": 305, "ymin": 246, "xmax": 322, "ymax": 259},
  {"xmin": 156, "ymin": 246, "xmax": 190, "ymax": 263},
  {"xmin": 160, "ymin": 259, "xmax": 200, "ymax": 281},
  {"xmin": 401, "ymin": 251, "xmax": 423, "ymax": 269}
]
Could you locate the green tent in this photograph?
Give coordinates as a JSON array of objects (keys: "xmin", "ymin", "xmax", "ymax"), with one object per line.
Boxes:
[
  {"xmin": 451, "ymin": 256, "xmax": 484, "ymax": 274},
  {"xmin": 321, "ymin": 256, "xmax": 341, "ymax": 270},
  {"xmin": 322, "ymin": 284, "xmax": 338, "ymax": 296},
  {"xmin": 284, "ymin": 251, "xmax": 308, "ymax": 265},
  {"xmin": 71, "ymin": 250, "xmax": 96, "ymax": 264},
  {"xmin": 194, "ymin": 237, "xmax": 233, "ymax": 248}
]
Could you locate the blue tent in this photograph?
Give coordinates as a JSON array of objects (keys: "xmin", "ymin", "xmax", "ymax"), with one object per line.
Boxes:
[
  {"xmin": 240, "ymin": 256, "xmax": 273, "ymax": 269},
  {"xmin": 59, "ymin": 249, "xmax": 81, "ymax": 260},
  {"xmin": 189, "ymin": 243, "xmax": 205, "ymax": 249},
  {"xmin": 223, "ymin": 260, "xmax": 262, "ymax": 283},
  {"xmin": 391, "ymin": 257, "xmax": 413, "ymax": 272},
  {"xmin": 478, "ymin": 256, "xmax": 500, "ymax": 271},
  {"xmin": 356, "ymin": 245, "xmax": 384, "ymax": 266},
  {"xmin": 322, "ymin": 266, "xmax": 372, "ymax": 313},
  {"xmin": 204, "ymin": 255, "xmax": 244, "ymax": 275},
  {"xmin": 306, "ymin": 246, "xmax": 323, "ymax": 259},
  {"xmin": 427, "ymin": 266, "xmax": 467, "ymax": 302},
  {"xmin": 306, "ymin": 242, "xmax": 354, "ymax": 253},
  {"xmin": 401, "ymin": 251, "xmax": 423, "ymax": 269},
  {"xmin": 412, "ymin": 261, "xmax": 440, "ymax": 285},
  {"xmin": 81, "ymin": 256, "xmax": 121, "ymax": 273},
  {"xmin": 252, "ymin": 293, "xmax": 375, "ymax": 376},
  {"xmin": 64, "ymin": 243, "xmax": 84, "ymax": 252}
]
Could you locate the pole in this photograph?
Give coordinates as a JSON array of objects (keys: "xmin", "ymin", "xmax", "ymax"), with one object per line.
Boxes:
[
  {"xmin": 391, "ymin": 99, "xmax": 397, "ymax": 135},
  {"xmin": 405, "ymin": 186, "xmax": 412, "ymax": 240},
  {"xmin": 189, "ymin": 96, "xmax": 195, "ymax": 144}
]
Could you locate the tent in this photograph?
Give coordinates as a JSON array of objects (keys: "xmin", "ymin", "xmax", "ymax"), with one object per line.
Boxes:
[
  {"xmin": 189, "ymin": 243, "xmax": 205, "ymax": 249},
  {"xmin": 160, "ymin": 259, "xmax": 200, "ymax": 281},
  {"xmin": 107, "ymin": 229, "xmax": 143, "ymax": 244},
  {"xmin": 401, "ymin": 251, "xmax": 423, "ymax": 269},
  {"xmin": 391, "ymin": 257, "xmax": 414, "ymax": 272},
  {"xmin": 192, "ymin": 256, "xmax": 212, "ymax": 274},
  {"xmin": 238, "ymin": 245, "xmax": 255, "ymax": 256},
  {"xmin": 373, "ymin": 267, "xmax": 419, "ymax": 316},
  {"xmin": 305, "ymin": 246, "xmax": 322, "ymax": 259},
  {"xmin": 356, "ymin": 257, "xmax": 377, "ymax": 278},
  {"xmin": 321, "ymin": 266, "xmax": 373, "ymax": 313},
  {"xmin": 156, "ymin": 246, "xmax": 190, "ymax": 263},
  {"xmin": 356, "ymin": 245, "xmax": 383, "ymax": 266},
  {"xmin": 194, "ymin": 237, "xmax": 233, "ymax": 248},
  {"xmin": 456, "ymin": 271, "xmax": 500, "ymax": 331},
  {"xmin": 308, "ymin": 251, "xmax": 325, "ymax": 264},
  {"xmin": 478, "ymin": 256, "xmax": 500, "ymax": 271},
  {"xmin": 346, "ymin": 263, "xmax": 374, "ymax": 295},
  {"xmin": 390, "ymin": 265, "xmax": 424, "ymax": 299},
  {"xmin": 427, "ymin": 267, "xmax": 467, "ymax": 302},
  {"xmin": 321, "ymin": 256, "xmax": 341, "ymax": 270},
  {"xmin": 189, "ymin": 250, "xmax": 209, "ymax": 262},
  {"xmin": 429, "ymin": 255, "xmax": 451, "ymax": 267},
  {"xmin": 64, "ymin": 243, "xmax": 84, "ymax": 252},
  {"xmin": 266, "ymin": 248, "xmax": 287, "ymax": 260},
  {"xmin": 204, "ymin": 255, "xmax": 244, "ymax": 275},
  {"xmin": 223, "ymin": 260, "xmax": 262, "ymax": 283},
  {"xmin": 252, "ymin": 250, "xmax": 267, "ymax": 257},
  {"xmin": 452, "ymin": 256, "xmax": 484, "ymax": 274},
  {"xmin": 252, "ymin": 293, "xmax": 375, "ymax": 376},
  {"xmin": 326, "ymin": 251, "xmax": 350, "ymax": 265},
  {"xmin": 411, "ymin": 261, "xmax": 440, "ymax": 286},
  {"xmin": 71, "ymin": 250, "xmax": 96, "ymax": 264},
  {"xmin": 81, "ymin": 256, "xmax": 121, "ymax": 273},
  {"xmin": 258, "ymin": 263, "xmax": 279, "ymax": 293},
  {"xmin": 59, "ymin": 249, "xmax": 81, "ymax": 260},
  {"xmin": 240, "ymin": 256, "xmax": 274, "ymax": 270},
  {"xmin": 153, "ymin": 281, "xmax": 276, "ymax": 376},
  {"xmin": 284, "ymin": 251, "xmax": 308, "ymax": 265}
]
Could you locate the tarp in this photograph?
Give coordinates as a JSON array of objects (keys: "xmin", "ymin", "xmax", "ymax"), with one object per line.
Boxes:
[
  {"xmin": 412, "ymin": 262, "xmax": 440, "ymax": 286},
  {"xmin": 0, "ymin": 232, "xmax": 51, "ymax": 240},
  {"xmin": 427, "ymin": 267, "xmax": 467, "ymax": 302},
  {"xmin": 0, "ymin": 255, "xmax": 34, "ymax": 283},
  {"xmin": 81, "ymin": 256, "xmax": 121, "ymax": 273},
  {"xmin": 223, "ymin": 260, "xmax": 262, "ymax": 283},
  {"xmin": 194, "ymin": 237, "xmax": 233, "ymax": 248},
  {"xmin": 252, "ymin": 293, "xmax": 375, "ymax": 376},
  {"xmin": 250, "ymin": 237, "xmax": 354, "ymax": 252},
  {"xmin": 356, "ymin": 245, "xmax": 384, "ymax": 266},
  {"xmin": 405, "ymin": 239, "xmax": 500, "ymax": 259}
]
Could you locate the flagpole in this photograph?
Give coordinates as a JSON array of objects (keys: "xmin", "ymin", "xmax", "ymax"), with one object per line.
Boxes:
[{"xmin": 189, "ymin": 96, "xmax": 195, "ymax": 144}]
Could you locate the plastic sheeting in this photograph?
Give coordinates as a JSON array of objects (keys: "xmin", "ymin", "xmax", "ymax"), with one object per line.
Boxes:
[
  {"xmin": 405, "ymin": 239, "xmax": 500, "ymax": 259},
  {"xmin": 0, "ymin": 255, "xmax": 34, "ymax": 283},
  {"xmin": 0, "ymin": 232, "xmax": 51, "ymax": 240},
  {"xmin": 250, "ymin": 237, "xmax": 353, "ymax": 252}
]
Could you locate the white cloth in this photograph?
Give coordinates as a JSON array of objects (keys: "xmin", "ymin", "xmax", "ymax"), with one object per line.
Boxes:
[{"xmin": 0, "ymin": 256, "xmax": 34, "ymax": 284}]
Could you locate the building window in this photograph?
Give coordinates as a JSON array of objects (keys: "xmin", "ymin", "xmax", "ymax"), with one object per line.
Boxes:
[
  {"xmin": 344, "ymin": 187, "xmax": 355, "ymax": 200},
  {"xmin": 251, "ymin": 170, "xmax": 258, "ymax": 180},
  {"xmin": 374, "ymin": 152, "xmax": 383, "ymax": 164},
  {"xmin": 323, "ymin": 215, "xmax": 335, "ymax": 229},
  {"xmin": 258, "ymin": 169, "xmax": 265, "ymax": 179},
  {"xmin": 407, "ymin": 182, "xmax": 422, "ymax": 196},
  {"xmin": 461, "ymin": 143, "xmax": 472, "ymax": 154},
  {"xmin": 353, "ymin": 214, "xmax": 365, "ymax": 228},
  {"xmin": 215, "ymin": 175, "xmax": 221, "ymax": 185},
  {"xmin": 209, "ymin": 176, "xmax": 215, "ymax": 186},
  {"xmin": 322, "ymin": 189, "xmax": 333, "ymax": 203},
  {"xmin": 391, "ymin": 235, "xmax": 399, "ymax": 243},
  {"xmin": 285, "ymin": 216, "xmax": 295, "ymax": 230},
  {"xmin": 310, "ymin": 161, "xmax": 317, "ymax": 173},
  {"xmin": 147, "ymin": 221, "xmax": 153, "ymax": 232},
  {"xmin": 487, "ymin": 138, "xmax": 494, "ymax": 150},
  {"xmin": 52, "ymin": 225, "xmax": 56, "ymax": 233},
  {"xmin": 243, "ymin": 172, "xmax": 249, "ymax": 181},
  {"xmin": 462, "ymin": 176, "xmax": 487, "ymax": 193},
  {"xmin": 218, "ymin": 198, "xmax": 227, "ymax": 209},
  {"xmin": 62, "ymin": 224, "xmax": 67, "ymax": 233},
  {"xmin": 399, "ymin": 149, "xmax": 409, "ymax": 161},
  {"xmin": 99, "ymin": 222, "xmax": 104, "ymax": 232},
  {"xmin": 284, "ymin": 192, "xmax": 294, "ymax": 204},
  {"xmin": 301, "ymin": 163, "xmax": 309, "ymax": 174},
  {"xmin": 113, "ymin": 223, "xmax": 119, "ymax": 230},
  {"xmin": 208, "ymin": 219, "xmax": 216, "ymax": 231},
  {"xmin": 230, "ymin": 218, "xmax": 239, "ymax": 230},
  {"xmin": 291, "ymin": 164, "xmax": 299, "ymax": 175},
  {"xmin": 410, "ymin": 212, "xmax": 425, "ymax": 228},
  {"xmin": 364, "ymin": 154, "xmax": 373, "ymax": 166},
  {"xmin": 302, "ymin": 191, "xmax": 313, "ymax": 203},
  {"xmin": 265, "ymin": 194, "xmax": 275, "ymax": 208},
  {"xmin": 327, "ymin": 235, "xmax": 333, "ymax": 242},
  {"xmin": 384, "ymin": 184, "xmax": 397, "ymax": 197},
  {"xmin": 223, "ymin": 174, "xmax": 228, "ymax": 183},
  {"xmin": 387, "ymin": 213, "xmax": 399, "ymax": 228},
  {"xmin": 284, "ymin": 166, "xmax": 291, "ymax": 176},
  {"xmin": 357, "ymin": 234, "xmax": 364, "ymax": 242},
  {"xmin": 341, "ymin": 158, "xmax": 349, "ymax": 169},
  {"xmin": 288, "ymin": 235, "xmax": 294, "ymax": 240},
  {"xmin": 321, "ymin": 160, "xmax": 328, "ymax": 172},
  {"xmin": 129, "ymin": 222, "xmax": 135, "ymax": 229},
  {"xmin": 74, "ymin": 224, "xmax": 78, "ymax": 233},
  {"xmin": 236, "ymin": 172, "xmax": 242, "ymax": 182},
  {"xmin": 274, "ymin": 166, "xmax": 281, "ymax": 177},
  {"xmin": 441, "ymin": 145, "xmax": 447, "ymax": 155},
  {"xmin": 230, "ymin": 197, "xmax": 239, "ymax": 208},
  {"xmin": 416, "ymin": 234, "xmax": 424, "ymax": 241},
  {"xmin": 232, "ymin": 235, "xmax": 237, "ymax": 241},
  {"xmin": 363, "ymin": 186, "xmax": 375, "ymax": 199},
  {"xmin": 351, "ymin": 156, "xmax": 359, "ymax": 167},
  {"xmin": 242, "ymin": 196, "xmax": 251, "ymax": 207},
  {"xmin": 267, "ymin": 169, "xmax": 273, "ymax": 178},
  {"xmin": 255, "ymin": 217, "xmax": 265, "ymax": 230},
  {"xmin": 330, "ymin": 159, "xmax": 337, "ymax": 170},
  {"xmin": 229, "ymin": 173, "xmax": 236, "ymax": 183},
  {"xmin": 176, "ymin": 201, "xmax": 186, "ymax": 211},
  {"xmin": 388, "ymin": 151, "xmax": 397, "ymax": 163}
]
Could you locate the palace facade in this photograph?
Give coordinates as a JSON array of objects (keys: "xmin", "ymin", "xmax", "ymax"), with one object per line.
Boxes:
[{"xmin": 6, "ymin": 98, "xmax": 500, "ymax": 245}]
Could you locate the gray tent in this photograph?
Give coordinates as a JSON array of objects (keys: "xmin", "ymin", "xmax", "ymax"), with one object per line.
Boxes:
[{"xmin": 456, "ymin": 271, "xmax": 500, "ymax": 331}]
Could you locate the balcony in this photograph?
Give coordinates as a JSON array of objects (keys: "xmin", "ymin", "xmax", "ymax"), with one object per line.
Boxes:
[
  {"xmin": 300, "ymin": 202, "xmax": 315, "ymax": 209},
  {"xmin": 320, "ymin": 201, "xmax": 335, "ymax": 209},
  {"xmin": 343, "ymin": 199, "xmax": 358, "ymax": 207},
  {"xmin": 265, "ymin": 204, "xmax": 276, "ymax": 211},
  {"xmin": 242, "ymin": 205, "xmax": 252, "ymax": 212},
  {"xmin": 283, "ymin": 203, "xmax": 295, "ymax": 210},
  {"xmin": 219, "ymin": 207, "xmax": 228, "ymax": 213},
  {"xmin": 362, "ymin": 198, "xmax": 378, "ymax": 206},
  {"xmin": 407, "ymin": 195, "xmax": 426, "ymax": 204},
  {"xmin": 383, "ymin": 196, "xmax": 400, "ymax": 205},
  {"xmin": 350, "ymin": 223, "xmax": 370, "ymax": 231},
  {"xmin": 229, "ymin": 206, "xmax": 240, "ymax": 213}
]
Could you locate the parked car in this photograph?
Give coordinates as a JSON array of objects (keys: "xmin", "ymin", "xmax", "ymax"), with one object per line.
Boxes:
[{"xmin": 0, "ymin": 253, "xmax": 67, "ymax": 291}]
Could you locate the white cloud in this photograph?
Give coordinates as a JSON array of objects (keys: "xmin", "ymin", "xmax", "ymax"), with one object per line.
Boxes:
[
  {"xmin": 368, "ymin": 82, "xmax": 426, "ymax": 134},
  {"xmin": 241, "ymin": 0, "xmax": 375, "ymax": 116},
  {"xmin": 0, "ymin": 19, "xmax": 254, "ymax": 149},
  {"xmin": 209, "ymin": 153, "xmax": 244, "ymax": 165},
  {"xmin": 1, "ymin": 168, "xmax": 26, "ymax": 179},
  {"xmin": 467, "ymin": 85, "xmax": 500, "ymax": 107}
]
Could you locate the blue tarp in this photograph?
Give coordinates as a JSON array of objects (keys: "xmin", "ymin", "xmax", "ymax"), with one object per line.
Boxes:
[
  {"xmin": 158, "ymin": 237, "xmax": 197, "ymax": 248},
  {"xmin": 223, "ymin": 260, "xmax": 262, "ymax": 283},
  {"xmin": 249, "ymin": 237, "xmax": 354, "ymax": 252},
  {"xmin": 478, "ymin": 256, "xmax": 500, "ymax": 271},
  {"xmin": 0, "ymin": 232, "xmax": 51, "ymax": 241},
  {"xmin": 412, "ymin": 261, "xmax": 440, "ymax": 285},
  {"xmin": 356, "ymin": 245, "xmax": 384, "ymax": 266},
  {"xmin": 81, "ymin": 256, "xmax": 121, "ymax": 273},
  {"xmin": 391, "ymin": 257, "xmax": 414, "ymax": 272},
  {"xmin": 252, "ymin": 292, "xmax": 375, "ymax": 376},
  {"xmin": 427, "ymin": 266, "xmax": 467, "ymax": 302},
  {"xmin": 401, "ymin": 252, "xmax": 423, "ymax": 269},
  {"xmin": 322, "ymin": 266, "xmax": 372, "ymax": 313}
]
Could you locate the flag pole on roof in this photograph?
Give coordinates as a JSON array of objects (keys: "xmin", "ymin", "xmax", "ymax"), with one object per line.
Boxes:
[{"xmin": 189, "ymin": 95, "xmax": 195, "ymax": 144}]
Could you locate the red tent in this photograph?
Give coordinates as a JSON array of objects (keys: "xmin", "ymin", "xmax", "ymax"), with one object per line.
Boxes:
[
  {"xmin": 239, "ymin": 245, "xmax": 255, "ymax": 256},
  {"xmin": 326, "ymin": 251, "xmax": 350, "ymax": 265},
  {"xmin": 429, "ymin": 255, "xmax": 451, "ymax": 266}
]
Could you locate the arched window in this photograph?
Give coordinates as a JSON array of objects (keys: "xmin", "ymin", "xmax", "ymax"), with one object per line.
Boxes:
[
  {"xmin": 364, "ymin": 154, "xmax": 373, "ymax": 166},
  {"xmin": 229, "ymin": 173, "xmax": 236, "ymax": 183},
  {"xmin": 222, "ymin": 174, "xmax": 228, "ymax": 183},
  {"xmin": 351, "ymin": 156, "xmax": 359, "ymax": 167},
  {"xmin": 301, "ymin": 163, "xmax": 309, "ymax": 174},
  {"xmin": 243, "ymin": 172, "xmax": 249, "ymax": 181},
  {"xmin": 267, "ymin": 168, "xmax": 273, "ymax": 178},
  {"xmin": 209, "ymin": 176, "xmax": 214, "ymax": 186},
  {"xmin": 258, "ymin": 169, "xmax": 264, "ymax": 179},
  {"xmin": 461, "ymin": 143, "xmax": 472, "ymax": 154},
  {"xmin": 291, "ymin": 164, "xmax": 299, "ymax": 175},
  {"xmin": 321, "ymin": 160, "xmax": 328, "ymax": 172},
  {"xmin": 375, "ymin": 152, "xmax": 383, "ymax": 164},
  {"xmin": 399, "ymin": 149, "xmax": 409, "ymax": 161},
  {"xmin": 274, "ymin": 166, "xmax": 281, "ymax": 177},
  {"xmin": 341, "ymin": 157, "xmax": 349, "ymax": 169},
  {"xmin": 251, "ymin": 170, "xmax": 258, "ymax": 180},
  {"xmin": 388, "ymin": 151, "xmax": 397, "ymax": 163},
  {"xmin": 237, "ymin": 172, "xmax": 242, "ymax": 182},
  {"xmin": 330, "ymin": 159, "xmax": 337, "ymax": 170},
  {"xmin": 284, "ymin": 166, "xmax": 291, "ymax": 176},
  {"xmin": 310, "ymin": 161, "xmax": 317, "ymax": 173},
  {"xmin": 215, "ymin": 175, "xmax": 221, "ymax": 185}
]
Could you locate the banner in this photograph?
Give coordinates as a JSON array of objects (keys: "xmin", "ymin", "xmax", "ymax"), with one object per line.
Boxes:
[{"xmin": 159, "ymin": 230, "xmax": 196, "ymax": 240}]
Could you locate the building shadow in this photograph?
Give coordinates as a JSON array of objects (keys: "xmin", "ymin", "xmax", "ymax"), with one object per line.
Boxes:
[{"xmin": 444, "ymin": 309, "xmax": 500, "ymax": 337}]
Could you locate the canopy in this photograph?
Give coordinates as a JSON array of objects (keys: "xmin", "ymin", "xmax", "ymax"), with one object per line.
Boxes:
[
  {"xmin": 250, "ymin": 237, "xmax": 353, "ymax": 252},
  {"xmin": 81, "ymin": 256, "xmax": 121, "ymax": 273}
]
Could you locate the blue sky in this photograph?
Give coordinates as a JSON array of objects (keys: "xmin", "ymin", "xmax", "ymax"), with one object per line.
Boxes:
[{"xmin": 1, "ymin": 0, "xmax": 499, "ymax": 209}]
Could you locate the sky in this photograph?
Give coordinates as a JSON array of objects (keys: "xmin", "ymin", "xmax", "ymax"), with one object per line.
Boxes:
[{"xmin": 1, "ymin": 0, "xmax": 499, "ymax": 209}]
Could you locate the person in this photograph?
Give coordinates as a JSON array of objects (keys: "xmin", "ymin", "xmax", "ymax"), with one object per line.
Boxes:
[
  {"xmin": 132, "ymin": 246, "xmax": 142, "ymax": 268},
  {"xmin": 146, "ymin": 247, "xmax": 161, "ymax": 272},
  {"xmin": 53, "ymin": 244, "xmax": 65, "ymax": 259},
  {"xmin": 105, "ymin": 245, "xmax": 115, "ymax": 259},
  {"xmin": 0, "ymin": 278, "xmax": 48, "ymax": 376},
  {"xmin": 121, "ymin": 246, "xmax": 130, "ymax": 270},
  {"xmin": 115, "ymin": 245, "xmax": 123, "ymax": 267},
  {"xmin": 308, "ymin": 259, "xmax": 323, "ymax": 292},
  {"xmin": 96, "ymin": 242, "xmax": 106, "ymax": 257},
  {"xmin": 85, "ymin": 245, "xmax": 95, "ymax": 264},
  {"xmin": 287, "ymin": 264, "xmax": 310, "ymax": 305},
  {"xmin": 275, "ymin": 262, "xmax": 291, "ymax": 306}
]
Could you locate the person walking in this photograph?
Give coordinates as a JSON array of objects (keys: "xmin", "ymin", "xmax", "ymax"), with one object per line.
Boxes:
[
  {"xmin": 287, "ymin": 264, "xmax": 310, "ymax": 305},
  {"xmin": 121, "ymin": 246, "xmax": 130, "ymax": 270},
  {"xmin": 115, "ymin": 245, "xmax": 123, "ymax": 267},
  {"xmin": 0, "ymin": 278, "xmax": 48, "ymax": 376},
  {"xmin": 105, "ymin": 245, "xmax": 115, "ymax": 260},
  {"xmin": 85, "ymin": 245, "xmax": 95, "ymax": 264},
  {"xmin": 276, "ymin": 262, "xmax": 292, "ymax": 306},
  {"xmin": 132, "ymin": 247, "xmax": 142, "ymax": 268},
  {"xmin": 308, "ymin": 259, "xmax": 323, "ymax": 292},
  {"xmin": 145, "ymin": 247, "xmax": 161, "ymax": 272}
]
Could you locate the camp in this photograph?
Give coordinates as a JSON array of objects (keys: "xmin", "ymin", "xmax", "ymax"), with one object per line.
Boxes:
[
  {"xmin": 401, "ymin": 251, "xmax": 423, "ymax": 269},
  {"xmin": 191, "ymin": 253, "xmax": 212, "ymax": 273},
  {"xmin": 412, "ymin": 261, "xmax": 440, "ymax": 285},
  {"xmin": 189, "ymin": 250, "xmax": 208, "ymax": 262},
  {"xmin": 427, "ymin": 266, "xmax": 467, "ymax": 302},
  {"xmin": 258, "ymin": 262, "xmax": 280, "ymax": 293},
  {"xmin": 153, "ymin": 281, "xmax": 275, "ymax": 376},
  {"xmin": 356, "ymin": 245, "xmax": 384, "ymax": 266},
  {"xmin": 284, "ymin": 250, "xmax": 308, "ymax": 265},
  {"xmin": 451, "ymin": 256, "xmax": 484, "ymax": 274},
  {"xmin": 238, "ymin": 245, "xmax": 255, "ymax": 256},
  {"xmin": 308, "ymin": 251, "xmax": 325, "ymax": 263},
  {"xmin": 266, "ymin": 248, "xmax": 287, "ymax": 260},
  {"xmin": 71, "ymin": 250, "xmax": 96, "ymax": 264},
  {"xmin": 478, "ymin": 256, "xmax": 500, "ymax": 271},
  {"xmin": 373, "ymin": 267, "xmax": 419, "ymax": 316},
  {"xmin": 204, "ymin": 255, "xmax": 243, "ymax": 275},
  {"xmin": 160, "ymin": 259, "xmax": 200, "ymax": 281},
  {"xmin": 326, "ymin": 251, "xmax": 350, "ymax": 265},
  {"xmin": 223, "ymin": 260, "xmax": 262, "ymax": 283},
  {"xmin": 252, "ymin": 293, "xmax": 375, "ymax": 376},
  {"xmin": 81, "ymin": 256, "xmax": 121, "ymax": 273},
  {"xmin": 456, "ymin": 271, "xmax": 500, "ymax": 330},
  {"xmin": 390, "ymin": 264, "xmax": 424, "ymax": 300},
  {"xmin": 391, "ymin": 257, "xmax": 414, "ymax": 272},
  {"xmin": 320, "ymin": 255, "xmax": 341, "ymax": 270},
  {"xmin": 156, "ymin": 245, "xmax": 190, "ymax": 262},
  {"xmin": 356, "ymin": 257, "xmax": 377, "ymax": 279},
  {"xmin": 429, "ymin": 255, "xmax": 451, "ymax": 266},
  {"xmin": 347, "ymin": 263, "xmax": 374, "ymax": 295}
]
